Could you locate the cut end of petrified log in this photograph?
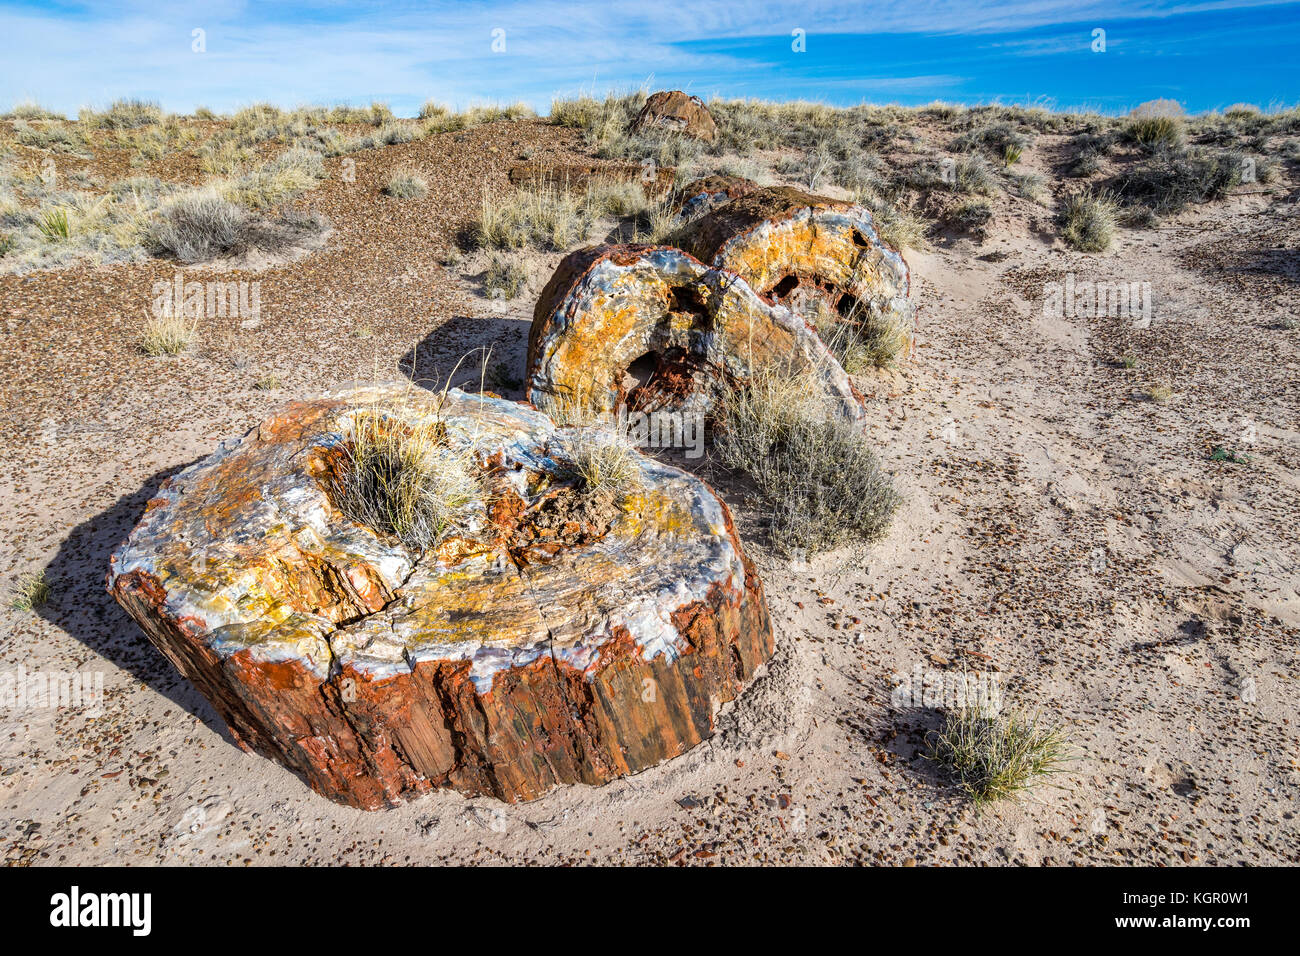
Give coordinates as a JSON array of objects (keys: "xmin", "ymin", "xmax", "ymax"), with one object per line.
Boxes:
[
  {"xmin": 674, "ymin": 184, "xmax": 915, "ymax": 340},
  {"xmin": 107, "ymin": 385, "xmax": 773, "ymax": 808},
  {"xmin": 527, "ymin": 243, "xmax": 865, "ymax": 422}
]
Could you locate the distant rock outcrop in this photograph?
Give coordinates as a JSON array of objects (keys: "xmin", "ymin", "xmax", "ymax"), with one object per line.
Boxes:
[{"xmin": 629, "ymin": 91, "xmax": 719, "ymax": 142}]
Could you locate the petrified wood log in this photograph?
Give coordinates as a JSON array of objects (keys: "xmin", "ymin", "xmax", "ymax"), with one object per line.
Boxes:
[
  {"xmin": 106, "ymin": 385, "xmax": 773, "ymax": 809},
  {"xmin": 674, "ymin": 185, "xmax": 914, "ymax": 337},
  {"xmin": 508, "ymin": 160, "xmax": 675, "ymax": 196},
  {"xmin": 673, "ymin": 175, "xmax": 759, "ymax": 221},
  {"xmin": 526, "ymin": 244, "xmax": 865, "ymax": 420},
  {"xmin": 629, "ymin": 91, "xmax": 718, "ymax": 142}
]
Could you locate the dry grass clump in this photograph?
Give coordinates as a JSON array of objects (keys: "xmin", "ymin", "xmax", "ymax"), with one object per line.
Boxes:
[
  {"xmin": 3, "ymin": 101, "xmax": 65, "ymax": 121},
  {"xmin": 716, "ymin": 363, "xmax": 900, "ymax": 557},
  {"xmin": 333, "ymin": 405, "xmax": 483, "ymax": 552},
  {"xmin": 813, "ymin": 300, "xmax": 911, "ymax": 372},
  {"xmin": 1059, "ymin": 191, "xmax": 1118, "ymax": 252},
  {"xmin": 139, "ymin": 312, "xmax": 197, "ymax": 356},
  {"xmin": 225, "ymin": 146, "xmax": 325, "ymax": 209},
  {"xmin": 384, "ymin": 168, "xmax": 428, "ymax": 198},
  {"xmin": 79, "ymin": 98, "xmax": 165, "ymax": 130},
  {"xmin": 865, "ymin": 201, "xmax": 930, "ymax": 252},
  {"xmin": 567, "ymin": 428, "xmax": 642, "ymax": 498},
  {"xmin": 926, "ymin": 706, "xmax": 1072, "ymax": 805},
  {"xmin": 482, "ymin": 254, "xmax": 527, "ymax": 299},
  {"xmin": 1124, "ymin": 99, "xmax": 1186, "ymax": 152},
  {"xmin": 472, "ymin": 183, "xmax": 594, "ymax": 251},
  {"xmin": 950, "ymin": 155, "xmax": 998, "ymax": 195},
  {"xmin": 8, "ymin": 570, "xmax": 51, "ymax": 611}
]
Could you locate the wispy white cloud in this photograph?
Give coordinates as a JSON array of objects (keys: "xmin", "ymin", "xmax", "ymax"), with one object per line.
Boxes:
[{"xmin": 0, "ymin": 0, "xmax": 1293, "ymax": 114}]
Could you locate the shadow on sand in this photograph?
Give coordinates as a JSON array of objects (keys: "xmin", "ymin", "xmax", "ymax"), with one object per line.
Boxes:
[{"xmin": 37, "ymin": 462, "xmax": 237, "ymax": 745}]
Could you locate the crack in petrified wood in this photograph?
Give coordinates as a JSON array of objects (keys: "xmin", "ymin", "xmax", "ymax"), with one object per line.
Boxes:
[{"xmin": 107, "ymin": 385, "xmax": 773, "ymax": 808}]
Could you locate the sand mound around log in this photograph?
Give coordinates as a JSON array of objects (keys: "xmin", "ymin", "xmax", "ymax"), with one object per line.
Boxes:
[
  {"xmin": 526, "ymin": 244, "xmax": 865, "ymax": 421},
  {"xmin": 106, "ymin": 384, "xmax": 773, "ymax": 809},
  {"xmin": 674, "ymin": 185, "xmax": 915, "ymax": 346}
]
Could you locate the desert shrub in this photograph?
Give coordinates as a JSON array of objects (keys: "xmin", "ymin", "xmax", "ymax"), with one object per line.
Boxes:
[
  {"xmin": 1059, "ymin": 192, "xmax": 1117, "ymax": 252},
  {"xmin": 949, "ymin": 197, "xmax": 992, "ymax": 232},
  {"xmin": 331, "ymin": 404, "xmax": 482, "ymax": 552},
  {"xmin": 926, "ymin": 706, "xmax": 1071, "ymax": 804},
  {"xmin": 1068, "ymin": 152, "xmax": 1102, "ymax": 178},
  {"xmin": 0, "ymin": 232, "xmax": 14, "ymax": 257},
  {"xmin": 226, "ymin": 146, "xmax": 325, "ymax": 209},
  {"xmin": 13, "ymin": 120, "xmax": 87, "ymax": 154},
  {"xmin": 419, "ymin": 101, "xmax": 450, "ymax": 121},
  {"xmin": 3, "ymin": 102, "xmax": 64, "ymax": 121},
  {"xmin": 1008, "ymin": 170, "xmax": 1047, "ymax": 203},
  {"xmin": 482, "ymin": 254, "xmax": 527, "ymax": 298},
  {"xmin": 151, "ymin": 188, "xmax": 249, "ymax": 261},
  {"xmin": 715, "ymin": 363, "xmax": 901, "ymax": 557},
  {"xmin": 79, "ymin": 98, "xmax": 164, "ymax": 129},
  {"xmin": 1124, "ymin": 99, "xmax": 1186, "ymax": 152},
  {"xmin": 1114, "ymin": 147, "xmax": 1245, "ymax": 215},
  {"xmin": 8, "ymin": 570, "xmax": 50, "ymax": 610},
  {"xmin": 384, "ymin": 168, "xmax": 428, "ymax": 198},
  {"xmin": 139, "ymin": 313, "xmax": 196, "ymax": 356},
  {"xmin": 952, "ymin": 121, "xmax": 1030, "ymax": 158}
]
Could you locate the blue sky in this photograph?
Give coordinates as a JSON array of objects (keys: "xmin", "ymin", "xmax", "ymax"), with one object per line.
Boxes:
[{"xmin": 1, "ymin": 1, "xmax": 1297, "ymax": 117}]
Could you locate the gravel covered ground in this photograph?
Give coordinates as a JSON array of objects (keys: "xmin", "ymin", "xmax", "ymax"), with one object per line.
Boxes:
[{"xmin": 2, "ymin": 114, "xmax": 1297, "ymax": 865}]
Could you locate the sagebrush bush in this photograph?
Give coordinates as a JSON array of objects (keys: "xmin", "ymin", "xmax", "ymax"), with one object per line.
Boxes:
[
  {"xmin": 1115, "ymin": 147, "xmax": 1246, "ymax": 215},
  {"xmin": 716, "ymin": 364, "xmax": 901, "ymax": 557},
  {"xmin": 151, "ymin": 188, "xmax": 249, "ymax": 261},
  {"xmin": 1059, "ymin": 192, "xmax": 1117, "ymax": 252}
]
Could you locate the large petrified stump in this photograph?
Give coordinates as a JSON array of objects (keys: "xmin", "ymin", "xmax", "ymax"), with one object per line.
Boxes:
[
  {"xmin": 107, "ymin": 385, "xmax": 773, "ymax": 809},
  {"xmin": 673, "ymin": 174, "xmax": 759, "ymax": 221},
  {"xmin": 674, "ymin": 185, "xmax": 914, "ymax": 338},
  {"xmin": 526, "ymin": 244, "xmax": 864, "ymax": 421}
]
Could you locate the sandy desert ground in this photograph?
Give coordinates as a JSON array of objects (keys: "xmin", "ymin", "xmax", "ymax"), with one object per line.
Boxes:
[{"xmin": 1, "ymin": 101, "xmax": 1297, "ymax": 865}]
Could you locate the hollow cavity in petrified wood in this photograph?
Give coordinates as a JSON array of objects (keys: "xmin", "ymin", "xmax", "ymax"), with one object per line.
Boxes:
[
  {"xmin": 675, "ymin": 185, "xmax": 914, "ymax": 335},
  {"xmin": 106, "ymin": 385, "xmax": 773, "ymax": 809},
  {"xmin": 526, "ymin": 243, "xmax": 864, "ymax": 421}
]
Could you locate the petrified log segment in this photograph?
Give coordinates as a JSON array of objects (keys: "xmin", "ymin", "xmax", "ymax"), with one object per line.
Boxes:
[
  {"xmin": 673, "ymin": 175, "xmax": 760, "ymax": 221},
  {"xmin": 629, "ymin": 91, "xmax": 718, "ymax": 142},
  {"xmin": 107, "ymin": 385, "xmax": 773, "ymax": 809},
  {"xmin": 674, "ymin": 185, "xmax": 914, "ymax": 337},
  {"xmin": 508, "ymin": 160, "xmax": 675, "ymax": 196},
  {"xmin": 526, "ymin": 244, "xmax": 864, "ymax": 420}
]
